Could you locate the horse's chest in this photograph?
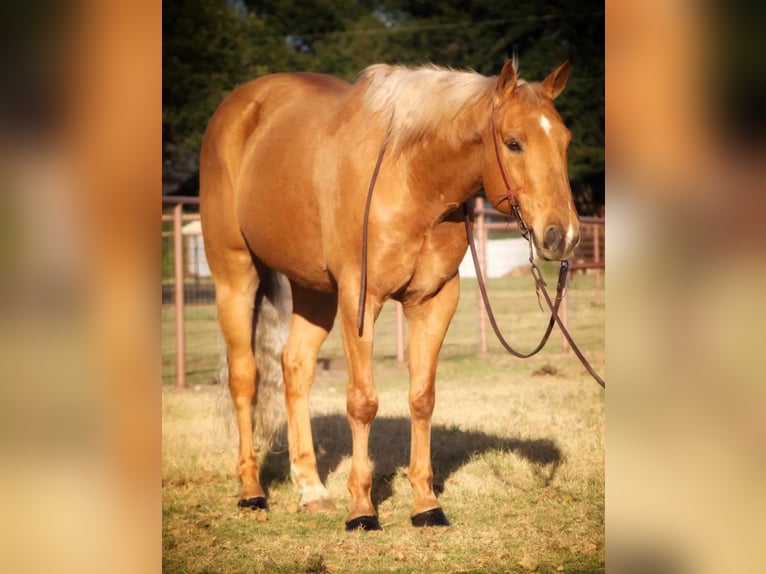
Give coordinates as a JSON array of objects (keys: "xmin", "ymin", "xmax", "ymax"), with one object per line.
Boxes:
[{"xmin": 403, "ymin": 217, "xmax": 468, "ymax": 303}]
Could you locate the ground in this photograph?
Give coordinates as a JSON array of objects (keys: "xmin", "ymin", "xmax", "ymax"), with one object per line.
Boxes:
[{"xmin": 162, "ymin": 270, "xmax": 604, "ymax": 573}]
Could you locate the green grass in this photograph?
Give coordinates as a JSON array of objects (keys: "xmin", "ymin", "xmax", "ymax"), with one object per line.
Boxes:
[{"xmin": 162, "ymin": 268, "xmax": 604, "ymax": 573}]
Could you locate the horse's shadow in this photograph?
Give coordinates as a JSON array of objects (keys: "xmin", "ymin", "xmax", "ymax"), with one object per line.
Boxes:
[{"xmin": 262, "ymin": 414, "xmax": 563, "ymax": 507}]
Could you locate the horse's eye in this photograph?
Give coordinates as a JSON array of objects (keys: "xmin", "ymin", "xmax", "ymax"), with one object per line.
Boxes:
[{"xmin": 506, "ymin": 139, "xmax": 522, "ymax": 153}]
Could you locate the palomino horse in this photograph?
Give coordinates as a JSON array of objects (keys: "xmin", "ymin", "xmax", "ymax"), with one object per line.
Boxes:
[{"xmin": 200, "ymin": 59, "xmax": 580, "ymax": 530}]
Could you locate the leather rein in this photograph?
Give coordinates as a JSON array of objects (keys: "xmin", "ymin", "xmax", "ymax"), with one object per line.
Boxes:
[{"xmin": 357, "ymin": 106, "xmax": 606, "ymax": 389}]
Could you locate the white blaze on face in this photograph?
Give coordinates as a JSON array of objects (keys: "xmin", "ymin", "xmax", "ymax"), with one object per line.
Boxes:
[
  {"xmin": 566, "ymin": 221, "xmax": 576, "ymax": 244},
  {"xmin": 540, "ymin": 113, "xmax": 552, "ymax": 135}
]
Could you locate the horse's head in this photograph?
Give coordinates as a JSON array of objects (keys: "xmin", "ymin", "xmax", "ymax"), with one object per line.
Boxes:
[{"xmin": 483, "ymin": 60, "xmax": 580, "ymax": 261}]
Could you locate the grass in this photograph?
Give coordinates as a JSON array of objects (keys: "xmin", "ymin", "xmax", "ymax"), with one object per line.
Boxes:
[{"xmin": 162, "ymin": 268, "xmax": 604, "ymax": 573}]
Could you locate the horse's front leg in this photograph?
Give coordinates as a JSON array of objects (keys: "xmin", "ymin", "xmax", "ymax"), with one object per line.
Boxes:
[
  {"xmin": 338, "ymin": 286, "xmax": 383, "ymax": 531},
  {"xmin": 403, "ymin": 274, "xmax": 460, "ymax": 527}
]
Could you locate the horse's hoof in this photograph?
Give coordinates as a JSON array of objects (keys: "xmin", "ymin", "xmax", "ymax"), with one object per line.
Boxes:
[
  {"xmin": 302, "ymin": 497, "xmax": 336, "ymax": 513},
  {"xmin": 411, "ymin": 507, "xmax": 450, "ymax": 527},
  {"xmin": 238, "ymin": 496, "xmax": 269, "ymax": 510},
  {"xmin": 345, "ymin": 515, "xmax": 382, "ymax": 531}
]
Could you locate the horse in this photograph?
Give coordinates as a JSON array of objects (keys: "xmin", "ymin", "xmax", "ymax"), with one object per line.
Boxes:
[{"xmin": 199, "ymin": 59, "xmax": 580, "ymax": 531}]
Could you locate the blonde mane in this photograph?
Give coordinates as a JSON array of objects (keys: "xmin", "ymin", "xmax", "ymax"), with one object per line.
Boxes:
[{"xmin": 360, "ymin": 64, "xmax": 499, "ymax": 153}]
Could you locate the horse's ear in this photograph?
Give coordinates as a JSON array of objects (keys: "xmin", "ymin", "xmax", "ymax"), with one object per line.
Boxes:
[
  {"xmin": 495, "ymin": 58, "xmax": 518, "ymax": 100},
  {"xmin": 542, "ymin": 60, "xmax": 571, "ymax": 100}
]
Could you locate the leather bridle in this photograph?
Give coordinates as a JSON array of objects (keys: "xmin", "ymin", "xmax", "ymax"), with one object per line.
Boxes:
[
  {"xmin": 476, "ymin": 103, "xmax": 605, "ymax": 387},
  {"xmin": 489, "ymin": 102, "xmax": 530, "ymax": 238}
]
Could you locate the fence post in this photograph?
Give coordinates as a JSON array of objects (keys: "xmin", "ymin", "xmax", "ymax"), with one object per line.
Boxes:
[
  {"xmin": 476, "ymin": 197, "xmax": 488, "ymax": 356},
  {"xmin": 560, "ymin": 283, "xmax": 570, "ymax": 353},
  {"xmin": 173, "ymin": 203, "xmax": 187, "ymax": 389},
  {"xmin": 594, "ymin": 223, "xmax": 602, "ymax": 304},
  {"xmin": 395, "ymin": 302, "xmax": 405, "ymax": 363}
]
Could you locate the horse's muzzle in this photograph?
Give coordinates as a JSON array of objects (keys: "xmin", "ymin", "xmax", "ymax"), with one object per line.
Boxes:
[{"xmin": 537, "ymin": 223, "xmax": 580, "ymax": 261}]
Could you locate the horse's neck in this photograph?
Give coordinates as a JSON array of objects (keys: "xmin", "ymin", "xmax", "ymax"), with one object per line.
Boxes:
[{"xmin": 404, "ymin": 122, "xmax": 486, "ymax": 208}]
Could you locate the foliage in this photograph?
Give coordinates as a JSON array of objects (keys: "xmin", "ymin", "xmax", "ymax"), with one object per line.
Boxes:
[
  {"xmin": 162, "ymin": 0, "xmax": 604, "ymax": 211},
  {"xmin": 162, "ymin": 0, "xmax": 291, "ymax": 186}
]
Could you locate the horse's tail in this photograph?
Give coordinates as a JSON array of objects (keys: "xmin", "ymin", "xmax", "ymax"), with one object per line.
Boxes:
[
  {"xmin": 251, "ymin": 271, "xmax": 291, "ymax": 459},
  {"xmin": 217, "ymin": 271, "xmax": 291, "ymax": 460}
]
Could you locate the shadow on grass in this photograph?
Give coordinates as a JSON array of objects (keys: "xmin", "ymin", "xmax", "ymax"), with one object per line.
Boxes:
[{"xmin": 262, "ymin": 414, "xmax": 562, "ymax": 507}]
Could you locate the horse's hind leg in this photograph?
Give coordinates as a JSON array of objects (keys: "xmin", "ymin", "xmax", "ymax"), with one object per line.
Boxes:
[
  {"xmin": 211, "ymin": 254, "xmax": 267, "ymax": 508},
  {"xmin": 403, "ymin": 274, "xmax": 460, "ymax": 527},
  {"xmin": 282, "ymin": 283, "xmax": 338, "ymax": 511}
]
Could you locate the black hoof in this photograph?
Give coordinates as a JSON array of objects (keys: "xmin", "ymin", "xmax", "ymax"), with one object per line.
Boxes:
[
  {"xmin": 238, "ymin": 496, "xmax": 269, "ymax": 510},
  {"xmin": 345, "ymin": 515, "xmax": 382, "ymax": 531},
  {"xmin": 411, "ymin": 507, "xmax": 450, "ymax": 527}
]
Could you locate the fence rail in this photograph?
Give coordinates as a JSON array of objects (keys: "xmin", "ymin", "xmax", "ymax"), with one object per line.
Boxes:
[{"xmin": 162, "ymin": 196, "xmax": 603, "ymax": 388}]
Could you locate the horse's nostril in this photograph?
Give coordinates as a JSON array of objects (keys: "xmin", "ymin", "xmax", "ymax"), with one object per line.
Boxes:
[{"xmin": 544, "ymin": 225, "xmax": 562, "ymax": 252}]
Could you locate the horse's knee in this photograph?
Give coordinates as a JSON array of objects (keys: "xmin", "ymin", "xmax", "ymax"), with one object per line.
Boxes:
[
  {"xmin": 409, "ymin": 385, "xmax": 435, "ymax": 420},
  {"xmin": 347, "ymin": 384, "xmax": 378, "ymax": 425}
]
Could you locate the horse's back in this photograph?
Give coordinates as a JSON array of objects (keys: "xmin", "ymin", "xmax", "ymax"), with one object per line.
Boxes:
[
  {"xmin": 201, "ymin": 72, "xmax": 354, "ymax": 291},
  {"xmin": 201, "ymin": 72, "xmax": 350, "ymax": 196}
]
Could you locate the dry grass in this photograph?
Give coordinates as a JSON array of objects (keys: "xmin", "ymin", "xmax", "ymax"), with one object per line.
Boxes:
[{"xmin": 163, "ymin": 270, "xmax": 604, "ymax": 573}]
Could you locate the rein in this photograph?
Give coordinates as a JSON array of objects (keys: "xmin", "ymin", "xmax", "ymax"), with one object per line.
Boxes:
[
  {"xmin": 483, "ymin": 103, "xmax": 606, "ymax": 388},
  {"xmin": 463, "ymin": 203, "xmax": 564, "ymax": 359},
  {"xmin": 462, "ymin": 205, "xmax": 605, "ymax": 388},
  {"xmin": 357, "ymin": 112, "xmax": 394, "ymax": 336},
  {"xmin": 356, "ymin": 105, "xmax": 606, "ymax": 389}
]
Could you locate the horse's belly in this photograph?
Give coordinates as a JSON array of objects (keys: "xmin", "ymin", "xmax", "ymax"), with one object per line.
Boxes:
[{"xmin": 236, "ymin": 177, "xmax": 333, "ymax": 292}]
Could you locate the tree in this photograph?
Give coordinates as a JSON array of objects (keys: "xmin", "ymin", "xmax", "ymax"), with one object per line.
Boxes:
[
  {"xmin": 162, "ymin": 0, "xmax": 290, "ymax": 191},
  {"xmin": 162, "ymin": 0, "xmax": 604, "ymax": 212}
]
